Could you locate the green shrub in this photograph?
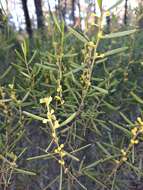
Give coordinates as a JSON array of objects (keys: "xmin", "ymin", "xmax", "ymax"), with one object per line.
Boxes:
[{"xmin": 1, "ymin": 8, "xmax": 143, "ymax": 190}]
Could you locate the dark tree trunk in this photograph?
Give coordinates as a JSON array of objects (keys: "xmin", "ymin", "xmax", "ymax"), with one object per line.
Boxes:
[
  {"xmin": 106, "ymin": 15, "xmax": 111, "ymax": 33},
  {"xmin": 124, "ymin": 0, "xmax": 128, "ymax": 25},
  {"xmin": 71, "ymin": 0, "xmax": 76, "ymax": 25},
  {"xmin": 93, "ymin": 0, "xmax": 96, "ymax": 13},
  {"xmin": 21, "ymin": 0, "xmax": 32, "ymax": 37},
  {"xmin": 34, "ymin": 0, "xmax": 44, "ymax": 29},
  {"xmin": 62, "ymin": 0, "xmax": 67, "ymax": 22}
]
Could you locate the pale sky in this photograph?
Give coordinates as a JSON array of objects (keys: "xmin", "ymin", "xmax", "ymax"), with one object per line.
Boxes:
[{"xmin": 0, "ymin": 0, "xmax": 138, "ymax": 29}]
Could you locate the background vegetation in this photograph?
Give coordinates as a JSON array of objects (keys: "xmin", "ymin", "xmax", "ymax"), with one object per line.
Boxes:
[{"xmin": 0, "ymin": 0, "xmax": 143, "ymax": 190}]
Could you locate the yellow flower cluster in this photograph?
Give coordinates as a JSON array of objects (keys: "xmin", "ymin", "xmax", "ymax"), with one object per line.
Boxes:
[
  {"xmin": 55, "ymin": 80, "xmax": 64, "ymax": 105},
  {"xmin": 120, "ymin": 149, "xmax": 127, "ymax": 161},
  {"xmin": 40, "ymin": 96, "xmax": 60, "ymax": 129},
  {"xmin": 80, "ymin": 68, "xmax": 91, "ymax": 88},
  {"xmin": 130, "ymin": 117, "xmax": 143, "ymax": 145},
  {"xmin": 136, "ymin": 117, "xmax": 143, "ymax": 132},
  {"xmin": 40, "ymin": 96, "xmax": 52, "ymax": 107},
  {"xmin": 40, "ymin": 96, "xmax": 66, "ymax": 166},
  {"xmin": 8, "ymin": 83, "xmax": 17, "ymax": 102},
  {"xmin": 88, "ymin": 41, "xmax": 95, "ymax": 48},
  {"xmin": 54, "ymin": 144, "xmax": 66, "ymax": 165},
  {"xmin": 118, "ymin": 117, "xmax": 143, "ymax": 163}
]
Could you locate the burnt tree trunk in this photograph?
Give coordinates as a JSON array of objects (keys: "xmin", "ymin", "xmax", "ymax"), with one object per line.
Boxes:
[
  {"xmin": 62, "ymin": 0, "xmax": 67, "ymax": 22},
  {"xmin": 34, "ymin": 0, "xmax": 44, "ymax": 29},
  {"xmin": 71, "ymin": 0, "xmax": 76, "ymax": 25},
  {"xmin": 21, "ymin": 0, "xmax": 32, "ymax": 37},
  {"xmin": 124, "ymin": 0, "xmax": 128, "ymax": 25}
]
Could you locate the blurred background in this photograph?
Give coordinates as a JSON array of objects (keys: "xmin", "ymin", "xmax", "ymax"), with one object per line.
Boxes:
[{"xmin": 0, "ymin": 0, "xmax": 142, "ymax": 35}]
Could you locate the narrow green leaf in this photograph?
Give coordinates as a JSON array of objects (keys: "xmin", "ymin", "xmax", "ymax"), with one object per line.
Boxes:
[
  {"xmin": 83, "ymin": 155, "xmax": 118, "ymax": 170},
  {"xmin": 65, "ymin": 152, "xmax": 80, "ymax": 162},
  {"xmin": 96, "ymin": 142, "xmax": 111, "ymax": 156},
  {"xmin": 27, "ymin": 153, "xmax": 51, "ymax": 160},
  {"xmin": 102, "ymin": 29, "xmax": 137, "ymax": 39},
  {"xmin": 23, "ymin": 111, "xmax": 44, "ymax": 121},
  {"xmin": 14, "ymin": 168, "xmax": 36, "ymax": 176},
  {"xmin": 60, "ymin": 112, "xmax": 77, "ymax": 127},
  {"xmin": 64, "ymin": 65, "xmax": 85, "ymax": 77},
  {"xmin": 97, "ymin": 0, "xmax": 102, "ymax": 10},
  {"xmin": 0, "ymin": 66, "xmax": 12, "ymax": 80},
  {"xmin": 68, "ymin": 26, "xmax": 89, "ymax": 43},
  {"xmin": 104, "ymin": 47, "xmax": 128, "ymax": 57},
  {"xmin": 36, "ymin": 63, "xmax": 57, "ymax": 71},
  {"xmin": 84, "ymin": 171, "xmax": 107, "ymax": 188},
  {"xmin": 28, "ymin": 50, "xmax": 37, "ymax": 65},
  {"xmin": 52, "ymin": 13, "xmax": 62, "ymax": 33},
  {"xmin": 119, "ymin": 112, "xmax": 134, "ymax": 126},
  {"xmin": 130, "ymin": 91, "xmax": 143, "ymax": 104},
  {"xmin": 109, "ymin": 121, "xmax": 131, "ymax": 137},
  {"xmin": 103, "ymin": 100, "xmax": 120, "ymax": 111},
  {"xmin": 92, "ymin": 86, "xmax": 108, "ymax": 94}
]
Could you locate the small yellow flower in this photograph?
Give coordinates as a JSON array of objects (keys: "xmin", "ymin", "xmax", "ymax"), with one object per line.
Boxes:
[
  {"xmin": 8, "ymin": 84, "xmax": 14, "ymax": 89},
  {"xmin": 88, "ymin": 41, "xmax": 95, "ymax": 47},
  {"xmin": 130, "ymin": 139, "xmax": 135, "ymax": 144},
  {"xmin": 42, "ymin": 118, "xmax": 48, "ymax": 124},
  {"xmin": 134, "ymin": 139, "xmax": 139, "ymax": 144},
  {"xmin": 139, "ymin": 127, "xmax": 143, "ymax": 133},
  {"xmin": 51, "ymin": 109, "xmax": 54, "ymax": 114},
  {"xmin": 131, "ymin": 127, "xmax": 137, "ymax": 136},
  {"xmin": 122, "ymin": 157, "xmax": 127, "ymax": 162},
  {"xmin": 40, "ymin": 96, "xmax": 52, "ymax": 106},
  {"xmin": 61, "ymin": 100, "xmax": 65, "ymax": 105},
  {"xmin": 137, "ymin": 117, "xmax": 143, "ymax": 125},
  {"xmin": 115, "ymin": 160, "xmax": 120, "ymax": 164},
  {"xmin": 57, "ymin": 147, "xmax": 62, "ymax": 151},
  {"xmin": 130, "ymin": 139, "xmax": 138, "ymax": 144},
  {"xmin": 60, "ymin": 151, "xmax": 66, "ymax": 157},
  {"xmin": 58, "ymin": 160, "xmax": 65, "ymax": 165},
  {"xmin": 54, "ymin": 149, "xmax": 58, "ymax": 153},
  {"xmin": 54, "ymin": 120, "xmax": 60, "ymax": 129},
  {"xmin": 52, "ymin": 132, "xmax": 56, "ymax": 138},
  {"xmin": 60, "ymin": 144, "xmax": 64, "ymax": 149},
  {"xmin": 55, "ymin": 96, "xmax": 61, "ymax": 101},
  {"xmin": 57, "ymin": 85, "xmax": 62, "ymax": 93},
  {"xmin": 121, "ymin": 149, "xmax": 127, "ymax": 156},
  {"xmin": 98, "ymin": 54, "xmax": 105, "ymax": 58}
]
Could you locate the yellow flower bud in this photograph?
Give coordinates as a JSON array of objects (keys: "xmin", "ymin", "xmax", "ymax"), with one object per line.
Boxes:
[
  {"xmin": 52, "ymin": 132, "xmax": 56, "ymax": 138},
  {"xmin": 58, "ymin": 160, "xmax": 65, "ymax": 165},
  {"xmin": 60, "ymin": 144, "xmax": 64, "ymax": 149},
  {"xmin": 131, "ymin": 127, "xmax": 137, "ymax": 136},
  {"xmin": 60, "ymin": 151, "xmax": 66, "ymax": 157},
  {"xmin": 115, "ymin": 160, "xmax": 120, "ymax": 164},
  {"xmin": 58, "ymin": 147, "xmax": 62, "ymax": 151},
  {"xmin": 42, "ymin": 119, "xmax": 48, "ymax": 124},
  {"xmin": 134, "ymin": 139, "xmax": 139, "ymax": 144},
  {"xmin": 54, "ymin": 149, "xmax": 58, "ymax": 153},
  {"xmin": 137, "ymin": 117, "xmax": 143, "ymax": 125},
  {"xmin": 54, "ymin": 120, "xmax": 60, "ymax": 129},
  {"xmin": 121, "ymin": 149, "xmax": 127, "ymax": 156},
  {"xmin": 122, "ymin": 157, "xmax": 127, "ymax": 161},
  {"xmin": 88, "ymin": 41, "xmax": 95, "ymax": 47}
]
